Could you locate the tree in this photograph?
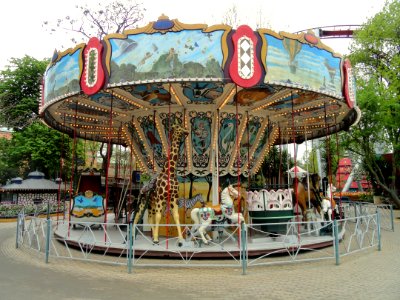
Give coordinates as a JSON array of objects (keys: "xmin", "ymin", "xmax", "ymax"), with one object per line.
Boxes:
[
  {"xmin": 320, "ymin": 134, "xmax": 343, "ymax": 182},
  {"xmin": 222, "ymin": 5, "xmax": 241, "ymax": 28},
  {"xmin": 43, "ymin": 1, "xmax": 146, "ymax": 175},
  {"xmin": 84, "ymin": 140, "xmax": 101, "ymax": 168},
  {"xmin": 0, "ymin": 56, "xmax": 79, "ymax": 184},
  {"xmin": 260, "ymin": 146, "xmax": 293, "ymax": 186},
  {"xmin": 343, "ymin": 0, "xmax": 400, "ymax": 207},
  {"xmin": 0, "ymin": 56, "xmax": 48, "ymax": 130},
  {"xmin": 43, "ymin": 0, "xmax": 145, "ymax": 44},
  {"xmin": 0, "ymin": 138, "xmax": 19, "ymax": 184},
  {"xmin": 1, "ymin": 121, "xmax": 79, "ymax": 183}
]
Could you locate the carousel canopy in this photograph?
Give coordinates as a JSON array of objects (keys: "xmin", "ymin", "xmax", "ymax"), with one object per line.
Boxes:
[{"xmin": 39, "ymin": 15, "xmax": 359, "ymax": 178}]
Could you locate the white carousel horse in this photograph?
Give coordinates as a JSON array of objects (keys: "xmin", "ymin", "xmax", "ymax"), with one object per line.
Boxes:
[
  {"xmin": 321, "ymin": 184, "xmax": 339, "ymax": 221},
  {"xmin": 190, "ymin": 185, "xmax": 245, "ymax": 245},
  {"xmin": 321, "ymin": 198, "xmax": 333, "ymax": 221}
]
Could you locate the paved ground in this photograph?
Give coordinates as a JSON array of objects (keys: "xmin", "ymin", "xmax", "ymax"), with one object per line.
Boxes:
[{"xmin": 1, "ymin": 212, "xmax": 399, "ymax": 300}]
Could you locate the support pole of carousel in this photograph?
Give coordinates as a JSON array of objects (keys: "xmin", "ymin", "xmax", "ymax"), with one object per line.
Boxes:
[
  {"xmin": 286, "ymin": 136, "xmax": 291, "ymax": 189},
  {"xmin": 334, "ymin": 116, "xmax": 343, "ymax": 218},
  {"xmin": 212, "ymin": 109, "xmax": 220, "ymax": 206},
  {"xmin": 305, "ymin": 126, "xmax": 311, "ymax": 209},
  {"xmin": 182, "ymin": 109, "xmax": 187, "ymax": 223},
  {"xmin": 211, "ymin": 109, "xmax": 220, "ymax": 243},
  {"xmin": 324, "ymin": 104, "xmax": 334, "ymax": 219},
  {"xmin": 104, "ymin": 94, "xmax": 114, "ymax": 241},
  {"xmin": 279, "ymin": 126, "xmax": 282, "ymax": 185},
  {"xmin": 56, "ymin": 114, "xmax": 66, "ymax": 225},
  {"xmin": 68, "ymin": 104, "xmax": 78, "ymax": 237},
  {"xmin": 166, "ymin": 99, "xmax": 172, "ymax": 249},
  {"xmin": 235, "ymin": 85, "xmax": 242, "ymax": 248},
  {"xmin": 315, "ymin": 139, "xmax": 323, "ymax": 185},
  {"xmin": 127, "ymin": 142, "xmax": 134, "ymax": 274},
  {"xmin": 291, "ymin": 92, "xmax": 301, "ymax": 238}
]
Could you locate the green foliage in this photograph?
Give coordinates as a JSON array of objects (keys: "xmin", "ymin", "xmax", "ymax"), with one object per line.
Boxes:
[
  {"xmin": 0, "ymin": 56, "xmax": 49, "ymax": 130},
  {"xmin": 302, "ymin": 146, "xmax": 320, "ymax": 175},
  {"xmin": 2, "ymin": 122, "xmax": 77, "ymax": 183},
  {"xmin": 0, "ymin": 55, "xmax": 84, "ymax": 185},
  {"xmin": 0, "ymin": 138, "xmax": 18, "ymax": 183},
  {"xmin": 0, "ymin": 203, "xmax": 61, "ymax": 218},
  {"xmin": 260, "ymin": 146, "xmax": 293, "ymax": 186},
  {"xmin": 319, "ymin": 135, "xmax": 343, "ymax": 180},
  {"xmin": 344, "ymin": 0, "xmax": 400, "ymax": 206}
]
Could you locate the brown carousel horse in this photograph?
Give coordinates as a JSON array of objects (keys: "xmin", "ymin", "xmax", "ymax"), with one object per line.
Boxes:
[{"xmin": 292, "ymin": 173, "xmax": 323, "ymax": 221}]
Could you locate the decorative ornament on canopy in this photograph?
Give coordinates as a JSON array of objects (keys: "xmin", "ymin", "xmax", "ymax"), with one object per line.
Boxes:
[{"xmin": 40, "ymin": 15, "xmax": 359, "ymax": 178}]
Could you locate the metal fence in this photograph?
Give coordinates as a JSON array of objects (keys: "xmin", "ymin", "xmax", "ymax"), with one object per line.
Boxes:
[
  {"xmin": 340, "ymin": 202, "xmax": 394, "ymax": 231},
  {"xmin": 15, "ymin": 202, "xmax": 393, "ymax": 274}
]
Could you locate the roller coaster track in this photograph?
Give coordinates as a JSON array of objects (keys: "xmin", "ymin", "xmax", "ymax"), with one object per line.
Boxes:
[{"xmin": 294, "ymin": 25, "xmax": 361, "ymax": 39}]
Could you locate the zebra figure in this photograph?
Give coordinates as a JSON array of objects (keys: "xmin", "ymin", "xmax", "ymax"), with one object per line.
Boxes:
[
  {"xmin": 177, "ymin": 193, "xmax": 205, "ymax": 218},
  {"xmin": 125, "ymin": 193, "xmax": 205, "ymax": 243}
]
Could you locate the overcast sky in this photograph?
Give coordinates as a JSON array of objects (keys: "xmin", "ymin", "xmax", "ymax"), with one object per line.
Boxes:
[{"xmin": 0, "ymin": 0, "xmax": 385, "ymax": 69}]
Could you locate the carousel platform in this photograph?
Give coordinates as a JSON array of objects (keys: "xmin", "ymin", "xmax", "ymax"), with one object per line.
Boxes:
[{"xmin": 53, "ymin": 213, "xmax": 344, "ymax": 259}]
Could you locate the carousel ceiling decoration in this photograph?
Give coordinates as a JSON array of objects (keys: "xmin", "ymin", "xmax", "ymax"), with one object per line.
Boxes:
[{"xmin": 40, "ymin": 15, "xmax": 359, "ymax": 178}]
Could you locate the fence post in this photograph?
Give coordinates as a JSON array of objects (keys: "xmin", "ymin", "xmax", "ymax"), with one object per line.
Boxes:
[
  {"xmin": 241, "ymin": 222, "xmax": 247, "ymax": 275},
  {"xmin": 390, "ymin": 205, "xmax": 394, "ymax": 232},
  {"xmin": 127, "ymin": 222, "xmax": 133, "ymax": 274},
  {"xmin": 354, "ymin": 203, "xmax": 357, "ymax": 219},
  {"xmin": 333, "ymin": 219, "xmax": 340, "ymax": 265},
  {"xmin": 377, "ymin": 211, "xmax": 382, "ymax": 251},
  {"xmin": 15, "ymin": 213, "xmax": 20, "ymax": 249},
  {"xmin": 45, "ymin": 218, "xmax": 51, "ymax": 263}
]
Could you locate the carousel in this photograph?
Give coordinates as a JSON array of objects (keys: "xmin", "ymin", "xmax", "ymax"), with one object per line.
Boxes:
[{"xmin": 40, "ymin": 15, "xmax": 358, "ymax": 258}]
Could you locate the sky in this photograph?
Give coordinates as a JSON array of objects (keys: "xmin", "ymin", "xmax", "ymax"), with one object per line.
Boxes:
[{"xmin": 0, "ymin": 0, "xmax": 386, "ymax": 69}]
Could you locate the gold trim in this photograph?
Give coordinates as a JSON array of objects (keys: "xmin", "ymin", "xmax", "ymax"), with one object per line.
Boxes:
[
  {"xmin": 257, "ymin": 28, "xmax": 343, "ymax": 61},
  {"xmin": 122, "ymin": 124, "xmax": 146, "ymax": 172},
  {"xmin": 253, "ymin": 126, "xmax": 278, "ymax": 173},
  {"xmin": 203, "ymin": 24, "xmax": 232, "ymax": 68},
  {"xmin": 170, "ymin": 85, "xmax": 184, "ymax": 107},
  {"xmin": 107, "ymin": 88, "xmax": 152, "ymax": 110},
  {"xmin": 216, "ymin": 84, "xmax": 236, "ymax": 109},
  {"xmin": 228, "ymin": 113, "xmax": 247, "ymax": 173},
  {"xmin": 48, "ymin": 43, "xmax": 86, "ymax": 68}
]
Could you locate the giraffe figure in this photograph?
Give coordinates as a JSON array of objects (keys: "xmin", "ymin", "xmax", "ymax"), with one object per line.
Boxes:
[{"xmin": 133, "ymin": 124, "xmax": 188, "ymax": 246}]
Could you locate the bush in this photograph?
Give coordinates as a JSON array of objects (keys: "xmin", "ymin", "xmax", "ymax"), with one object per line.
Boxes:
[{"xmin": 0, "ymin": 203, "xmax": 61, "ymax": 218}]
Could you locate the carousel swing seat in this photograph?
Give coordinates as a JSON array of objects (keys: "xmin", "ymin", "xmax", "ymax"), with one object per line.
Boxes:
[{"xmin": 70, "ymin": 190, "xmax": 106, "ymax": 229}]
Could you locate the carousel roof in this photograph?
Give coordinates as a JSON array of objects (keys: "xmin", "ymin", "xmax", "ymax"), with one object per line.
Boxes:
[
  {"xmin": 0, "ymin": 171, "xmax": 62, "ymax": 192},
  {"xmin": 39, "ymin": 15, "xmax": 359, "ymax": 178}
]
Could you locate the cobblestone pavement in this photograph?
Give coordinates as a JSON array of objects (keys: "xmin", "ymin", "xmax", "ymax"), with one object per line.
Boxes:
[{"xmin": 1, "ymin": 212, "xmax": 399, "ymax": 300}]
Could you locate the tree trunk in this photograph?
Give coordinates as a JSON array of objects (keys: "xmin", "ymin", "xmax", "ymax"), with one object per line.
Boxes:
[
  {"xmin": 366, "ymin": 162, "xmax": 400, "ymax": 208},
  {"xmin": 100, "ymin": 142, "xmax": 113, "ymax": 175}
]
